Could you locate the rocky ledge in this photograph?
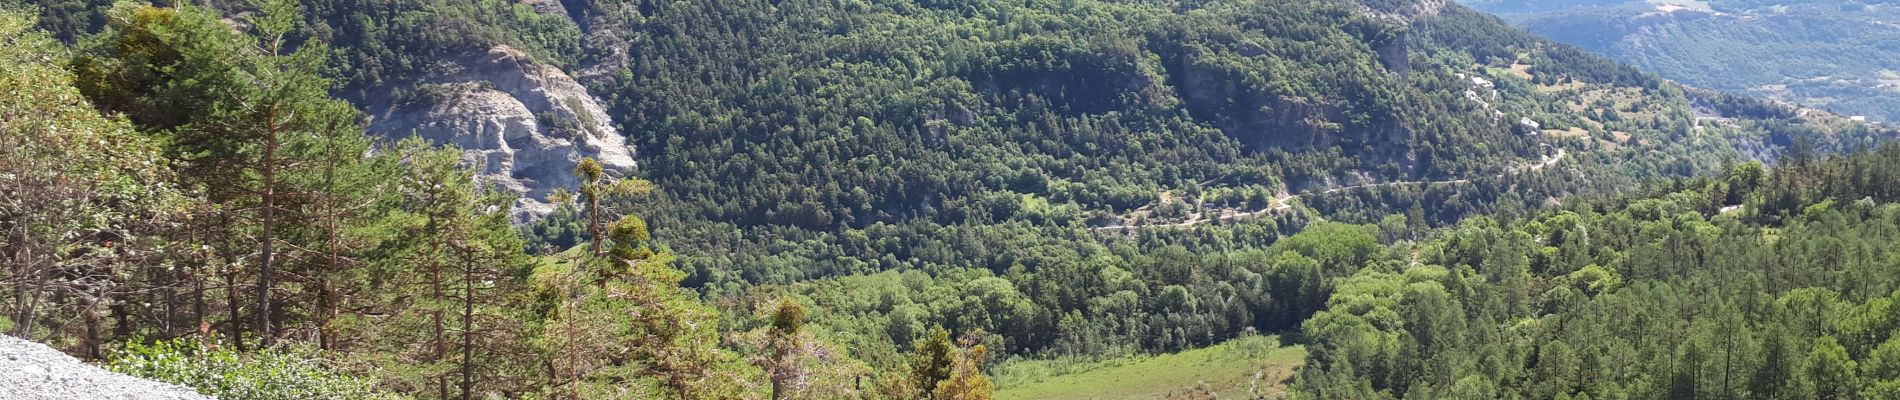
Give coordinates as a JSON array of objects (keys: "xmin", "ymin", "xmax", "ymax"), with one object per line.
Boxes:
[{"xmin": 367, "ymin": 45, "xmax": 636, "ymax": 222}]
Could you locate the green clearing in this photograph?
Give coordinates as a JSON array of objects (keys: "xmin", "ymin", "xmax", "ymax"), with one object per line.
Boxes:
[{"xmin": 993, "ymin": 335, "xmax": 1306, "ymax": 400}]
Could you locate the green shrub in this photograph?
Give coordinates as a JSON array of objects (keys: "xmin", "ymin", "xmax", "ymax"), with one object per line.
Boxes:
[{"xmin": 106, "ymin": 339, "xmax": 401, "ymax": 400}]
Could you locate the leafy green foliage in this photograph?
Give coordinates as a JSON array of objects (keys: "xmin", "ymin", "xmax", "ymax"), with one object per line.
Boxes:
[
  {"xmin": 106, "ymin": 339, "xmax": 395, "ymax": 400},
  {"xmin": 991, "ymin": 334, "xmax": 1305, "ymax": 400},
  {"xmin": 525, "ymin": 166, "xmax": 767, "ymax": 399},
  {"xmin": 0, "ymin": 6, "xmax": 180, "ymax": 356}
]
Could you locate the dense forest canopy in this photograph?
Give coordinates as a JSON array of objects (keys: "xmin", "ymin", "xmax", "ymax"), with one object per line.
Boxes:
[
  {"xmin": 1295, "ymin": 143, "xmax": 1900, "ymax": 399},
  {"xmin": 2, "ymin": 0, "xmax": 1897, "ymax": 399}
]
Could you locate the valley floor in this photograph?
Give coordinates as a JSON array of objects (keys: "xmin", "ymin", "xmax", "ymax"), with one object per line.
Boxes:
[{"xmin": 993, "ymin": 335, "xmax": 1306, "ymax": 400}]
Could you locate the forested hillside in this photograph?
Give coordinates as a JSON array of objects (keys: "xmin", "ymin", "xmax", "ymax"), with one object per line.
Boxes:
[
  {"xmin": 3, "ymin": 0, "xmax": 1898, "ymax": 399},
  {"xmin": 1294, "ymin": 143, "xmax": 1900, "ymax": 399},
  {"xmin": 0, "ymin": 4, "xmax": 946, "ymax": 399},
  {"xmin": 550, "ymin": 0, "xmax": 1890, "ymax": 372}
]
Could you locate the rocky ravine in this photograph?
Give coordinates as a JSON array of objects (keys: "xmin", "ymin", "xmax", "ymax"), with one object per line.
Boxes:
[
  {"xmin": 367, "ymin": 45, "xmax": 636, "ymax": 222},
  {"xmin": 0, "ymin": 335, "xmax": 211, "ymax": 400}
]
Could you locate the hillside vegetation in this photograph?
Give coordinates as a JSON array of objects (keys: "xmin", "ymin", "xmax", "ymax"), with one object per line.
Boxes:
[
  {"xmin": 2, "ymin": 0, "xmax": 1898, "ymax": 399},
  {"xmin": 993, "ymin": 334, "xmax": 1306, "ymax": 400},
  {"xmin": 1295, "ymin": 143, "xmax": 1900, "ymax": 399}
]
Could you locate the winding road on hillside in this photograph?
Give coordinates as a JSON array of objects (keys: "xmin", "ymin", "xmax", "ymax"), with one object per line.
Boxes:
[{"xmin": 1091, "ymin": 148, "xmax": 1568, "ymax": 232}]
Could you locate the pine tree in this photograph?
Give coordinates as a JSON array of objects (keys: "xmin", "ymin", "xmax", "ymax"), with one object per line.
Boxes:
[
  {"xmin": 909, "ymin": 327, "xmax": 956, "ymax": 398},
  {"xmin": 932, "ymin": 335, "xmax": 994, "ymax": 400},
  {"xmin": 1805, "ymin": 336, "xmax": 1860, "ymax": 400},
  {"xmin": 532, "ymin": 162, "xmax": 750, "ymax": 399},
  {"xmin": 72, "ymin": 0, "xmax": 364, "ymax": 348},
  {"xmin": 765, "ymin": 298, "xmax": 806, "ymax": 400}
]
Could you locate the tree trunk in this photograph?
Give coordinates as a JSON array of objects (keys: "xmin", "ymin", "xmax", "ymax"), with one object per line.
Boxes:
[
  {"xmin": 588, "ymin": 196, "xmax": 602, "ymax": 257},
  {"xmin": 83, "ymin": 297, "xmax": 102, "ymax": 360},
  {"xmin": 10, "ymin": 221, "xmax": 43, "ymax": 337},
  {"xmin": 191, "ymin": 218, "xmax": 208, "ymax": 342},
  {"xmin": 109, "ymin": 258, "xmax": 131, "ymax": 341},
  {"xmin": 461, "ymin": 244, "xmax": 477, "ymax": 400},
  {"xmin": 110, "ymin": 294, "xmax": 131, "ymax": 342},
  {"xmin": 566, "ymin": 284, "xmax": 580, "ymax": 400},
  {"xmin": 319, "ymin": 137, "xmax": 340, "ymax": 351},
  {"xmin": 434, "ymin": 261, "xmax": 447, "ymax": 400},
  {"xmin": 195, "ymin": 273, "xmax": 207, "ymax": 340},
  {"xmin": 258, "ymin": 112, "xmax": 277, "ymax": 348},
  {"xmin": 226, "ymin": 250, "xmax": 245, "ymax": 351},
  {"xmin": 162, "ymin": 251, "xmax": 178, "ymax": 337},
  {"xmin": 10, "ymin": 255, "xmax": 37, "ymax": 337},
  {"xmin": 429, "ymin": 195, "xmax": 448, "ymax": 400},
  {"xmin": 9, "ymin": 264, "xmax": 30, "ymax": 337}
]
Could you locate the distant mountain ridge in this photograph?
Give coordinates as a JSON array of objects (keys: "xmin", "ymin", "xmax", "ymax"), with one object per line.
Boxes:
[{"xmin": 1461, "ymin": 0, "xmax": 1900, "ymax": 122}]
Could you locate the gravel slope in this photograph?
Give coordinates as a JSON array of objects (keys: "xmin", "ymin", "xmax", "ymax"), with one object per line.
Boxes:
[{"xmin": 0, "ymin": 335, "xmax": 212, "ymax": 400}]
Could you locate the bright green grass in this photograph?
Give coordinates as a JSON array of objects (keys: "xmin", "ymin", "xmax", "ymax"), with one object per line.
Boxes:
[{"xmin": 992, "ymin": 335, "xmax": 1306, "ymax": 400}]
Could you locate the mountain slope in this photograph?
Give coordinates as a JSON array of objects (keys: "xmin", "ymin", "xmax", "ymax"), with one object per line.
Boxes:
[
  {"xmin": 14, "ymin": 0, "xmax": 1895, "ymax": 384},
  {"xmin": 1462, "ymin": 0, "xmax": 1900, "ymax": 122},
  {"xmin": 535, "ymin": 0, "xmax": 1890, "ymax": 369},
  {"xmin": 1292, "ymin": 142, "xmax": 1900, "ymax": 399},
  {"xmin": 208, "ymin": 0, "xmax": 1891, "ymax": 366}
]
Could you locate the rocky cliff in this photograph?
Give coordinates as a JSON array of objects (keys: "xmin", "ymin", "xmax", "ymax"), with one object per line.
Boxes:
[
  {"xmin": 1355, "ymin": 0, "xmax": 1453, "ymax": 24},
  {"xmin": 366, "ymin": 45, "xmax": 635, "ymax": 221}
]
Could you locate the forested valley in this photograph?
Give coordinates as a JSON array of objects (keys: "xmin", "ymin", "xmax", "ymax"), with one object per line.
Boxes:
[{"xmin": 3, "ymin": 0, "xmax": 1899, "ymax": 399}]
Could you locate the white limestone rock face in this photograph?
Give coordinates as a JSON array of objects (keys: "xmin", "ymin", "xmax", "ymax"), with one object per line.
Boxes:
[{"xmin": 367, "ymin": 45, "xmax": 635, "ymax": 222}]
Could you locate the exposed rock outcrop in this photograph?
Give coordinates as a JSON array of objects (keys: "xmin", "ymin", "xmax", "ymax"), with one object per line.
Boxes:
[
  {"xmin": 1352, "ymin": 0, "xmax": 1451, "ymax": 25},
  {"xmin": 519, "ymin": 0, "xmax": 568, "ymax": 15},
  {"xmin": 367, "ymin": 45, "xmax": 635, "ymax": 221},
  {"xmin": 1174, "ymin": 49, "xmax": 1412, "ymax": 161},
  {"xmin": 1374, "ymin": 32, "xmax": 1411, "ymax": 77}
]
